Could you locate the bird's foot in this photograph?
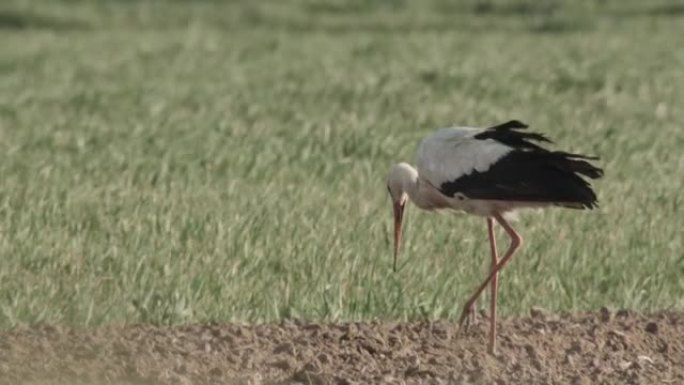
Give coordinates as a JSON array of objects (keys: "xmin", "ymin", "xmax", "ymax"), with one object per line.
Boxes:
[{"xmin": 456, "ymin": 302, "xmax": 476, "ymax": 336}]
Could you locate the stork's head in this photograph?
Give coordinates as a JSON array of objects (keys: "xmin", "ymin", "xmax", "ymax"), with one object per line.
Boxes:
[{"xmin": 386, "ymin": 163, "xmax": 415, "ymax": 272}]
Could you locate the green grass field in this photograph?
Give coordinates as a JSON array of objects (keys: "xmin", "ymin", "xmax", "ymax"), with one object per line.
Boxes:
[{"xmin": 0, "ymin": 0, "xmax": 682, "ymax": 329}]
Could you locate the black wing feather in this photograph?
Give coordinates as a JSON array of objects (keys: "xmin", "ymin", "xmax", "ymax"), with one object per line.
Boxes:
[
  {"xmin": 440, "ymin": 121, "xmax": 604, "ymax": 209},
  {"xmin": 476, "ymin": 120, "xmax": 552, "ymax": 151},
  {"xmin": 440, "ymin": 151, "xmax": 603, "ymax": 209},
  {"xmin": 487, "ymin": 120, "xmax": 529, "ymax": 130},
  {"xmin": 545, "ymin": 151, "xmax": 604, "ymax": 179}
]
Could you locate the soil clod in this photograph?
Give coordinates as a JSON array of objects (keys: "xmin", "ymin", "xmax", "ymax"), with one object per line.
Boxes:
[{"xmin": 645, "ymin": 322, "xmax": 658, "ymax": 334}]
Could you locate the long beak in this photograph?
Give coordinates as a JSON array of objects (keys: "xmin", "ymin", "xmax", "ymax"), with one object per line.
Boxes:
[{"xmin": 392, "ymin": 200, "xmax": 405, "ymax": 272}]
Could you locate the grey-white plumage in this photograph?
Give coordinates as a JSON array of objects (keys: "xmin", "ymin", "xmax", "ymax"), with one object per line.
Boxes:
[
  {"xmin": 417, "ymin": 127, "xmax": 512, "ymax": 189},
  {"xmin": 390, "ymin": 122, "xmax": 602, "ymax": 217},
  {"xmin": 385, "ymin": 120, "xmax": 603, "ymax": 355}
]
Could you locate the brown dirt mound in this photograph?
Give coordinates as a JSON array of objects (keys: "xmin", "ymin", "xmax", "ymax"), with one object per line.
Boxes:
[{"xmin": 0, "ymin": 309, "xmax": 682, "ymax": 385}]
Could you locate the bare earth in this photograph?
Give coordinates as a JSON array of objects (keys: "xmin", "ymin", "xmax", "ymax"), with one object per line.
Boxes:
[{"xmin": 1, "ymin": 309, "xmax": 682, "ymax": 385}]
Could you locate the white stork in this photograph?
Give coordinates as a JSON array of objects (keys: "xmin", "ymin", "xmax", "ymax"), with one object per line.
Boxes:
[{"xmin": 386, "ymin": 120, "xmax": 603, "ymax": 354}]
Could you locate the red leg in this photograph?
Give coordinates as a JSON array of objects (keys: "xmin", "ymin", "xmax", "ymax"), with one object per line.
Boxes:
[
  {"xmin": 458, "ymin": 213, "xmax": 523, "ymax": 354},
  {"xmin": 487, "ymin": 217, "xmax": 498, "ymax": 354},
  {"xmin": 468, "ymin": 217, "xmax": 500, "ymax": 327}
]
